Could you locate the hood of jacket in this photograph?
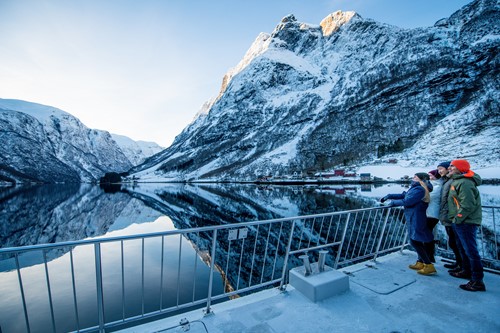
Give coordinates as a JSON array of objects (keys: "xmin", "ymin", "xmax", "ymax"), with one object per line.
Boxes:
[{"xmin": 451, "ymin": 171, "xmax": 482, "ymax": 186}]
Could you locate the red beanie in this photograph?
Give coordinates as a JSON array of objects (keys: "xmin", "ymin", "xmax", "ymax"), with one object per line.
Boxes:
[{"xmin": 451, "ymin": 159, "xmax": 471, "ymax": 173}]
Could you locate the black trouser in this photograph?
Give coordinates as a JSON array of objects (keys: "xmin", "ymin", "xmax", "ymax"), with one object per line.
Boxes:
[
  {"xmin": 446, "ymin": 225, "xmax": 463, "ymax": 267},
  {"xmin": 410, "ymin": 239, "xmax": 433, "ymax": 264},
  {"xmin": 425, "ymin": 217, "xmax": 439, "ymax": 263}
]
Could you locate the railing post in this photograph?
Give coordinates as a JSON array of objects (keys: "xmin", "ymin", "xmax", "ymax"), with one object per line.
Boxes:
[
  {"xmin": 94, "ymin": 243, "xmax": 105, "ymax": 332},
  {"xmin": 42, "ymin": 250, "xmax": 56, "ymax": 333},
  {"xmin": 396, "ymin": 209, "xmax": 409, "ymax": 253},
  {"xmin": 69, "ymin": 249, "xmax": 81, "ymax": 331},
  {"xmin": 334, "ymin": 213, "xmax": 351, "ymax": 268},
  {"xmin": 373, "ymin": 208, "xmax": 391, "ymax": 262},
  {"xmin": 15, "ymin": 253, "xmax": 31, "ymax": 333},
  {"xmin": 493, "ymin": 208, "xmax": 498, "ymax": 260},
  {"xmin": 205, "ymin": 229, "xmax": 218, "ymax": 315},
  {"xmin": 279, "ymin": 220, "xmax": 296, "ymax": 291}
]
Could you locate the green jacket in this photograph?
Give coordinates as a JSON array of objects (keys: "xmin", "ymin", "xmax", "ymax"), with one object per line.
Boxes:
[
  {"xmin": 439, "ymin": 176, "xmax": 452, "ymax": 226},
  {"xmin": 448, "ymin": 171, "xmax": 482, "ymax": 225}
]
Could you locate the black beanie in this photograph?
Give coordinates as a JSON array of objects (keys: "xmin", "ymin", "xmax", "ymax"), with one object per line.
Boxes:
[
  {"xmin": 437, "ymin": 161, "xmax": 451, "ymax": 169},
  {"xmin": 415, "ymin": 172, "xmax": 430, "ymax": 181}
]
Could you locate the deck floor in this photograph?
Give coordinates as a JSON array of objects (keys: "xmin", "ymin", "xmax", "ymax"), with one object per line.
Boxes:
[{"xmin": 118, "ymin": 250, "xmax": 500, "ymax": 333}]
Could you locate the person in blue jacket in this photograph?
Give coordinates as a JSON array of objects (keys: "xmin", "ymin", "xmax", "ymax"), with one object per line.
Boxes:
[{"xmin": 381, "ymin": 172, "xmax": 435, "ymax": 275}]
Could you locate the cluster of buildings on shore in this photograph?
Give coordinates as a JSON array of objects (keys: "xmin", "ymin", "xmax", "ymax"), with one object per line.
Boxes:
[
  {"xmin": 257, "ymin": 169, "xmax": 374, "ymax": 182},
  {"xmin": 256, "ymin": 159, "xmax": 407, "ymax": 183}
]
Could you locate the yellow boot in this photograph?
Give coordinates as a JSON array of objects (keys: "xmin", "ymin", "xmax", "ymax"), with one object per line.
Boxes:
[
  {"xmin": 417, "ymin": 263, "xmax": 437, "ymax": 275},
  {"xmin": 408, "ymin": 261, "xmax": 424, "ymax": 270}
]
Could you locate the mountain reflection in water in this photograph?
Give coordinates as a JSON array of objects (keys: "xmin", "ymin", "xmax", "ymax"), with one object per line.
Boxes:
[{"xmin": 1, "ymin": 183, "xmax": 379, "ymax": 249}]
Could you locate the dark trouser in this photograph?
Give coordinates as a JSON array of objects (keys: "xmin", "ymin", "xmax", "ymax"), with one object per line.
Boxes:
[
  {"xmin": 453, "ymin": 224, "xmax": 484, "ymax": 282},
  {"xmin": 410, "ymin": 239, "xmax": 432, "ymax": 265},
  {"xmin": 424, "ymin": 242, "xmax": 435, "ymax": 263},
  {"xmin": 445, "ymin": 225, "xmax": 463, "ymax": 267},
  {"xmin": 425, "ymin": 217, "xmax": 439, "ymax": 262}
]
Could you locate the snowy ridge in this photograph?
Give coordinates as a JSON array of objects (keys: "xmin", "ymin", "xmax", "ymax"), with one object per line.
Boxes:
[
  {"xmin": 0, "ymin": 99, "xmax": 161, "ymax": 183},
  {"xmin": 127, "ymin": 0, "xmax": 499, "ymax": 182},
  {"xmin": 0, "ymin": 99, "xmax": 67, "ymax": 123},
  {"xmin": 219, "ymin": 32, "xmax": 272, "ymax": 97},
  {"xmin": 111, "ymin": 133, "xmax": 163, "ymax": 166}
]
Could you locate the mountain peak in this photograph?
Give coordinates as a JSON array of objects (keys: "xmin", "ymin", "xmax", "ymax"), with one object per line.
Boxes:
[
  {"xmin": 280, "ymin": 14, "xmax": 297, "ymax": 24},
  {"xmin": 320, "ymin": 10, "xmax": 358, "ymax": 36},
  {"xmin": 274, "ymin": 14, "xmax": 301, "ymax": 34}
]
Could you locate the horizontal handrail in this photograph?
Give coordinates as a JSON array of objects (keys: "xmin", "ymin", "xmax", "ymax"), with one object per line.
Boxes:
[{"xmin": 0, "ymin": 207, "xmax": 389, "ymax": 254}]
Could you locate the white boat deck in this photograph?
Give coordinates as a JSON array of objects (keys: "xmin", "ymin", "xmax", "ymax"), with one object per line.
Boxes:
[{"xmin": 118, "ymin": 250, "xmax": 500, "ymax": 333}]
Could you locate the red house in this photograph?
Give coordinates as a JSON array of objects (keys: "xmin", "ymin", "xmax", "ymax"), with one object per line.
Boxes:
[{"xmin": 334, "ymin": 169, "xmax": 345, "ymax": 176}]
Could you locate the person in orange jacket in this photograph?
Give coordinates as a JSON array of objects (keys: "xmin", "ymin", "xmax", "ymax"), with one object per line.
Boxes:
[{"xmin": 447, "ymin": 159, "xmax": 485, "ymax": 292}]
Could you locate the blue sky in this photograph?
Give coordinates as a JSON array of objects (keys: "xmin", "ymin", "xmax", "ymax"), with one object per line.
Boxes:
[{"xmin": 0, "ymin": 0, "xmax": 472, "ymax": 147}]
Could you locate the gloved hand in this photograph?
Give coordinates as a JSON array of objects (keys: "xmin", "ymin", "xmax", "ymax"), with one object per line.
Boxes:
[{"xmin": 380, "ymin": 195, "xmax": 389, "ymax": 203}]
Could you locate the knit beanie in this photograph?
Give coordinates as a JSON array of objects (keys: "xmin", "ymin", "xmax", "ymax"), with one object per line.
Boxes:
[
  {"xmin": 428, "ymin": 169, "xmax": 441, "ymax": 179},
  {"xmin": 451, "ymin": 159, "xmax": 470, "ymax": 173},
  {"xmin": 415, "ymin": 172, "xmax": 430, "ymax": 181},
  {"xmin": 437, "ymin": 161, "xmax": 451, "ymax": 169}
]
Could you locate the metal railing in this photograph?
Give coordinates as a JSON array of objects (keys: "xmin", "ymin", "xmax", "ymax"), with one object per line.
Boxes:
[
  {"xmin": 0, "ymin": 205, "xmax": 498, "ymax": 333},
  {"xmin": 435, "ymin": 206, "xmax": 500, "ymax": 270}
]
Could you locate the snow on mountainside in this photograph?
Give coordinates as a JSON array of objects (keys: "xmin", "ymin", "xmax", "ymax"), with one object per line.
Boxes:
[
  {"xmin": 128, "ymin": 0, "xmax": 499, "ymax": 182},
  {"xmin": 0, "ymin": 99, "xmax": 158, "ymax": 183},
  {"xmin": 111, "ymin": 133, "xmax": 163, "ymax": 166}
]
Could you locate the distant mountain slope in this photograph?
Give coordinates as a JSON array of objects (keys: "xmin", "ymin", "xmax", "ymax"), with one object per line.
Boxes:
[
  {"xmin": 0, "ymin": 99, "xmax": 153, "ymax": 183},
  {"xmin": 129, "ymin": 0, "xmax": 499, "ymax": 182},
  {"xmin": 111, "ymin": 133, "xmax": 163, "ymax": 166}
]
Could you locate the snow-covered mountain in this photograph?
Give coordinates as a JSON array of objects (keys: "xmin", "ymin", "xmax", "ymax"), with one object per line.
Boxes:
[
  {"xmin": 129, "ymin": 0, "xmax": 499, "ymax": 182},
  {"xmin": 0, "ymin": 99, "xmax": 159, "ymax": 183},
  {"xmin": 111, "ymin": 133, "xmax": 163, "ymax": 166}
]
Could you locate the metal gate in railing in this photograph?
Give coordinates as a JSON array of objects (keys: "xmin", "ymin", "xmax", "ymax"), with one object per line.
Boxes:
[{"xmin": 0, "ymin": 205, "xmax": 498, "ymax": 333}]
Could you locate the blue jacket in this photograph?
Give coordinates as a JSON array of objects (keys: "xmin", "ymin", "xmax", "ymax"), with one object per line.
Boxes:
[{"xmin": 386, "ymin": 181, "xmax": 433, "ymax": 242}]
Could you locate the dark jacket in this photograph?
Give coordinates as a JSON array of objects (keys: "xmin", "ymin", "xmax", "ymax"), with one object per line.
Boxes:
[
  {"xmin": 448, "ymin": 171, "xmax": 482, "ymax": 225},
  {"xmin": 439, "ymin": 176, "xmax": 453, "ymax": 226},
  {"xmin": 387, "ymin": 181, "xmax": 433, "ymax": 242}
]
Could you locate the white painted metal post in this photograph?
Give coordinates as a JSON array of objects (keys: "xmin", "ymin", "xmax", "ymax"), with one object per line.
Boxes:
[
  {"xmin": 205, "ymin": 229, "xmax": 218, "ymax": 315},
  {"xmin": 334, "ymin": 213, "xmax": 351, "ymax": 268},
  {"xmin": 279, "ymin": 220, "xmax": 296, "ymax": 291},
  {"xmin": 373, "ymin": 208, "xmax": 391, "ymax": 262},
  {"xmin": 94, "ymin": 243, "xmax": 105, "ymax": 333}
]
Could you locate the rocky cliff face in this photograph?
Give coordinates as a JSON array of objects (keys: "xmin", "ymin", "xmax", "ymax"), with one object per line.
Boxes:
[
  {"xmin": 130, "ymin": 0, "xmax": 499, "ymax": 181},
  {"xmin": 0, "ymin": 99, "xmax": 156, "ymax": 183}
]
